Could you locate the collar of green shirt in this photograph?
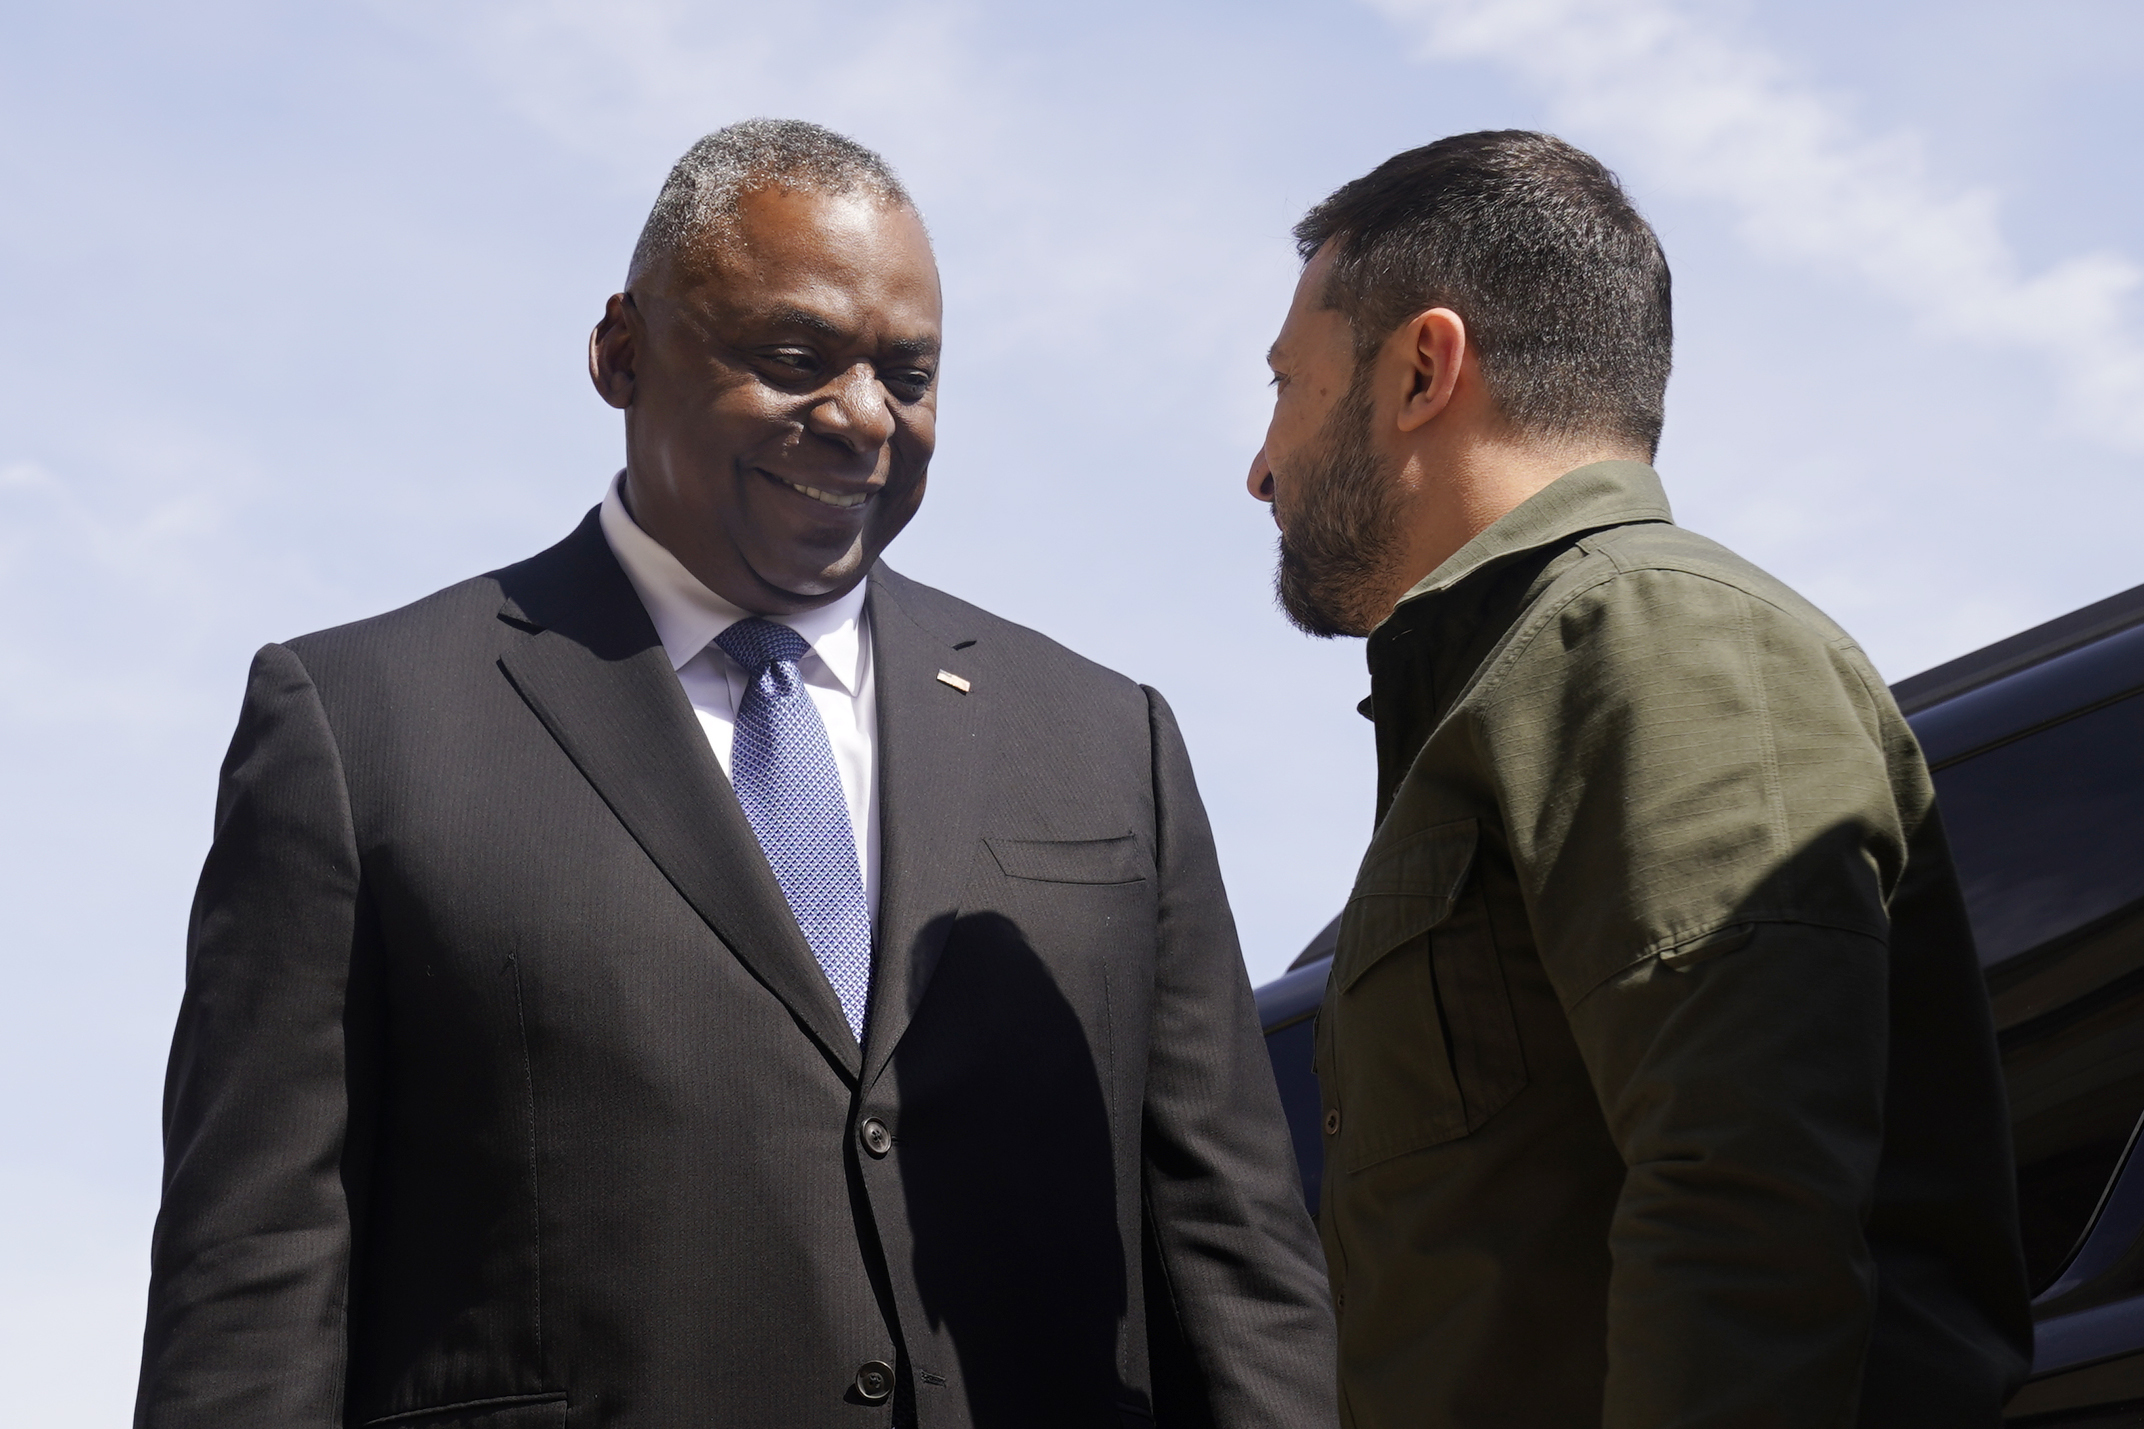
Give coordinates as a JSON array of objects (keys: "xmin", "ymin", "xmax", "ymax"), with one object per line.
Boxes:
[{"xmin": 1381, "ymin": 459, "xmax": 1675, "ymax": 623}]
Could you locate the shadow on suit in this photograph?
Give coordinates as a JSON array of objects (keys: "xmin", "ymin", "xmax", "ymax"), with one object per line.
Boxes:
[{"xmin": 894, "ymin": 911, "xmax": 1139, "ymax": 1427}]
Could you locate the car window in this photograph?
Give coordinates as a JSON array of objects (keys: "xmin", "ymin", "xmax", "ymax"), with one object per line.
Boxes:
[
  {"xmin": 1933, "ymin": 689, "xmax": 2144, "ymax": 1290},
  {"xmin": 1937, "ymin": 692, "xmax": 2144, "ymax": 969}
]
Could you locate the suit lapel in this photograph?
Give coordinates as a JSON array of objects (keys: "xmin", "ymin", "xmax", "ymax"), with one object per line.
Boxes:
[
  {"xmin": 863, "ymin": 565, "xmax": 992, "ymax": 1090},
  {"xmin": 494, "ymin": 513, "xmax": 862, "ymax": 1080}
]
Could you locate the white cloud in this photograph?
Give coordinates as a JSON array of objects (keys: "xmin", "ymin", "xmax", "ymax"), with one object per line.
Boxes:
[
  {"xmin": 379, "ymin": 0, "xmax": 979, "ymax": 181},
  {"xmin": 1374, "ymin": 0, "xmax": 2144, "ymax": 453},
  {"xmin": 0, "ymin": 456, "xmax": 240, "ymax": 729}
]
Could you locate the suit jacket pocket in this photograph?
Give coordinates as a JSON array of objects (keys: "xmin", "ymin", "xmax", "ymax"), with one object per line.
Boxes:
[
  {"xmin": 1326, "ymin": 819, "xmax": 1526, "ymax": 1173},
  {"xmin": 363, "ymin": 1393, "xmax": 567, "ymax": 1428},
  {"xmin": 986, "ymin": 832, "xmax": 1147, "ymax": 884}
]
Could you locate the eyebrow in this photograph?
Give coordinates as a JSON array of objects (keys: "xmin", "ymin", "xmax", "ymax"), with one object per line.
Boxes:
[
  {"xmin": 761, "ymin": 305, "xmax": 940, "ymax": 361},
  {"xmin": 765, "ymin": 306, "xmax": 846, "ymax": 340},
  {"xmin": 1265, "ymin": 342, "xmax": 1283, "ymax": 367}
]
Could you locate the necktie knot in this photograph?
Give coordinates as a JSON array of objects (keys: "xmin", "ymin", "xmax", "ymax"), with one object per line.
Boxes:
[{"xmin": 715, "ymin": 617, "xmax": 811, "ymax": 677}]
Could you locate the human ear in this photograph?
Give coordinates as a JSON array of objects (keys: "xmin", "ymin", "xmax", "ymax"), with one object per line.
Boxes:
[
  {"xmin": 1394, "ymin": 307, "xmax": 1467, "ymax": 434},
  {"xmin": 588, "ymin": 292, "xmax": 639, "ymax": 410}
]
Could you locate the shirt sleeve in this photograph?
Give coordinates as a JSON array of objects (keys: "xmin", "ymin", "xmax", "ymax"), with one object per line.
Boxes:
[{"xmin": 1473, "ymin": 564, "xmax": 1909, "ymax": 1427}]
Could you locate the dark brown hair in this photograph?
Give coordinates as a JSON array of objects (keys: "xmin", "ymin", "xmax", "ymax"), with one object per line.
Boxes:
[{"xmin": 1296, "ymin": 130, "xmax": 1672, "ymax": 457}]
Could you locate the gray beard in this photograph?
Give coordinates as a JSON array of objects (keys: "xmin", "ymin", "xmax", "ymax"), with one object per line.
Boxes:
[{"xmin": 1274, "ymin": 367, "xmax": 1405, "ymax": 639}]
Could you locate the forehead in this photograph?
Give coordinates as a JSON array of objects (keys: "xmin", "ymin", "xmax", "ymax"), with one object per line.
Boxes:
[
  {"xmin": 677, "ymin": 186, "xmax": 942, "ymax": 334},
  {"xmin": 1272, "ymin": 243, "xmax": 1349, "ymax": 361}
]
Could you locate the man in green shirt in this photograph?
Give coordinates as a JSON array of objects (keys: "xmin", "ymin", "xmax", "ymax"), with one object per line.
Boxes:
[{"xmin": 1247, "ymin": 130, "xmax": 2030, "ymax": 1427}]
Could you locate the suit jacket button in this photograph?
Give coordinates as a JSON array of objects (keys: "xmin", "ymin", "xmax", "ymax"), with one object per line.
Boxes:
[
  {"xmin": 861, "ymin": 1117, "xmax": 893, "ymax": 1156},
  {"xmin": 855, "ymin": 1360, "xmax": 894, "ymax": 1402},
  {"xmin": 1324, "ymin": 1108, "xmax": 1341, "ymax": 1136}
]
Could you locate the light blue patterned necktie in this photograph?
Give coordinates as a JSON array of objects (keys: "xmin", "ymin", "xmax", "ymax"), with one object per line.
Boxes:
[{"xmin": 714, "ymin": 618, "xmax": 873, "ymax": 1042}]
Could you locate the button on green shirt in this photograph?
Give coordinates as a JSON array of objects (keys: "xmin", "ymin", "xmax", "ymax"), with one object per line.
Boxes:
[{"xmin": 1317, "ymin": 461, "xmax": 2030, "ymax": 1428}]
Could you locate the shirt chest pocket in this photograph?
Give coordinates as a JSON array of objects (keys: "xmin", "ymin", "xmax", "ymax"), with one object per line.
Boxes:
[{"xmin": 1316, "ymin": 818, "xmax": 1527, "ymax": 1174}]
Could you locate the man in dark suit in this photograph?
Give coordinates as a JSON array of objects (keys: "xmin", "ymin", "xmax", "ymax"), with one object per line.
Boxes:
[{"xmin": 135, "ymin": 119, "xmax": 1335, "ymax": 1429}]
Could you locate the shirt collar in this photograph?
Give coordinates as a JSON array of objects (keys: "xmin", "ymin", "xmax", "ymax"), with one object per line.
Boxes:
[
  {"xmin": 1384, "ymin": 459, "xmax": 1674, "ymax": 617},
  {"xmin": 598, "ymin": 471, "xmax": 869, "ymax": 693}
]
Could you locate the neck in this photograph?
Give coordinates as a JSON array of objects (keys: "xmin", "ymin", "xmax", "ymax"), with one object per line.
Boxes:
[{"xmin": 1394, "ymin": 434, "xmax": 1643, "ymax": 593}]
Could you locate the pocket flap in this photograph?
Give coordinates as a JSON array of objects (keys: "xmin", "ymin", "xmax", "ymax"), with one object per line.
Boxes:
[
  {"xmin": 1334, "ymin": 819, "xmax": 1480, "ymax": 992},
  {"xmin": 363, "ymin": 1393, "xmax": 568, "ymax": 1428},
  {"xmin": 986, "ymin": 833, "xmax": 1146, "ymax": 884}
]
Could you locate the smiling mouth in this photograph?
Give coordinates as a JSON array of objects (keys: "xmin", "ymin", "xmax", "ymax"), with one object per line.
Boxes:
[{"xmin": 769, "ymin": 472, "xmax": 872, "ymax": 510}]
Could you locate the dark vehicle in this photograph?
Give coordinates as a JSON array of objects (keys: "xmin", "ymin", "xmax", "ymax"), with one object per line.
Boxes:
[{"xmin": 1255, "ymin": 581, "xmax": 2144, "ymax": 1425}]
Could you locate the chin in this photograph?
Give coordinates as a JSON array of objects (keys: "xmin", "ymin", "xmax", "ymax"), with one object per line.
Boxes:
[{"xmin": 746, "ymin": 544, "xmax": 871, "ymax": 605}]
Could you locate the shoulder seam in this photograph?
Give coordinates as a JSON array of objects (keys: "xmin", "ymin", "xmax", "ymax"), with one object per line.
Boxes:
[
  {"xmin": 1736, "ymin": 588, "xmax": 1792, "ymax": 867},
  {"xmin": 1470, "ymin": 560, "xmax": 1846, "ymax": 712},
  {"xmin": 1460, "ymin": 553, "xmax": 1622, "ymax": 709}
]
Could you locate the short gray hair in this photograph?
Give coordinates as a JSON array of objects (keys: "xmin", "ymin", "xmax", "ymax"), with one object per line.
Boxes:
[{"xmin": 628, "ymin": 119, "xmax": 916, "ymax": 283}]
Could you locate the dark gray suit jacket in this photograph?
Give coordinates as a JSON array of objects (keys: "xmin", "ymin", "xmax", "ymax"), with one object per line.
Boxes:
[{"xmin": 135, "ymin": 512, "xmax": 1336, "ymax": 1429}]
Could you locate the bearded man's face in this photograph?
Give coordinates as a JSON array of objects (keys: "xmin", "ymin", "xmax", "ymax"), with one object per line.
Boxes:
[{"xmin": 1272, "ymin": 362, "xmax": 1407, "ymax": 639}]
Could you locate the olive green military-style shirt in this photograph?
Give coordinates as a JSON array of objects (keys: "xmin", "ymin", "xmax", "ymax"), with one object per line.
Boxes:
[{"xmin": 1316, "ymin": 461, "xmax": 2031, "ymax": 1428}]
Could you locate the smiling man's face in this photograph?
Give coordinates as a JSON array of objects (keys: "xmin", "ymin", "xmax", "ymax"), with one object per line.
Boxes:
[{"xmin": 594, "ymin": 183, "xmax": 942, "ymax": 614}]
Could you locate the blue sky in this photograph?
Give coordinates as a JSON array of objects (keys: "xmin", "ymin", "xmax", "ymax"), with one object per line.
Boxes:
[{"xmin": 4, "ymin": 1, "xmax": 2141, "ymax": 1417}]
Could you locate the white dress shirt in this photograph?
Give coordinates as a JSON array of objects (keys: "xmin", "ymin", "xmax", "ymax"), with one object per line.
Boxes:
[{"xmin": 598, "ymin": 472, "xmax": 880, "ymax": 918}]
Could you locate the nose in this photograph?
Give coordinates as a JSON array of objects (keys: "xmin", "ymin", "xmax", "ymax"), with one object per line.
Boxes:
[
  {"xmin": 807, "ymin": 363, "xmax": 898, "ymax": 455},
  {"xmin": 1247, "ymin": 447, "xmax": 1276, "ymax": 503}
]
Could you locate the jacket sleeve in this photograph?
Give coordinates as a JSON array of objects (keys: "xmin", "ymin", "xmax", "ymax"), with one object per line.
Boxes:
[
  {"xmin": 135, "ymin": 643, "xmax": 374, "ymax": 1428},
  {"xmin": 1475, "ymin": 568, "xmax": 1906, "ymax": 1428},
  {"xmin": 1136, "ymin": 687, "xmax": 1338, "ymax": 1429}
]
